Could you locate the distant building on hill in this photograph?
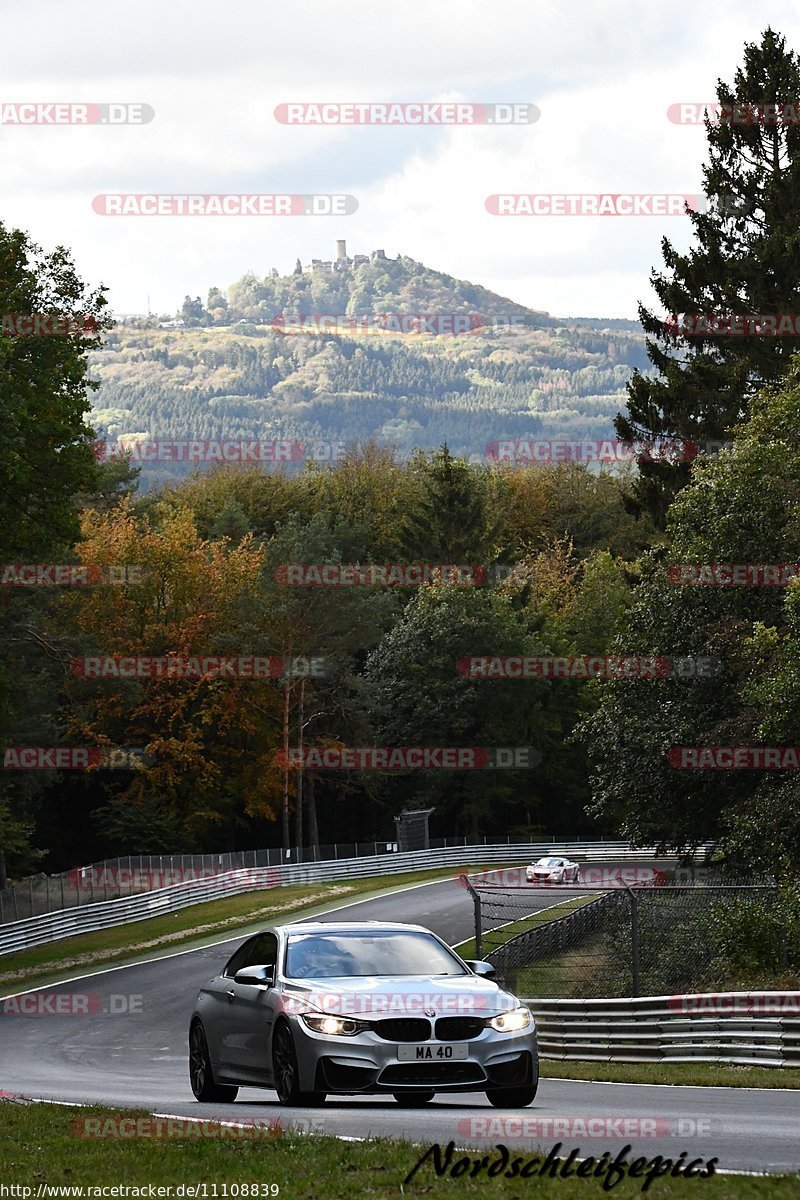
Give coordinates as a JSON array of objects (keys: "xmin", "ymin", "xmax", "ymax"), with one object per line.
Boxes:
[{"xmin": 303, "ymin": 242, "xmax": 391, "ymax": 274}]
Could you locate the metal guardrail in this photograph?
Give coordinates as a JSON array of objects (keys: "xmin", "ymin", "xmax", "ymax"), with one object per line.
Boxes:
[
  {"xmin": 0, "ymin": 834, "xmax": 662, "ymax": 922},
  {"xmin": 524, "ymin": 992, "xmax": 800, "ymax": 1066},
  {"xmin": 0, "ymin": 841, "xmax": 671, "ymax": 957}
]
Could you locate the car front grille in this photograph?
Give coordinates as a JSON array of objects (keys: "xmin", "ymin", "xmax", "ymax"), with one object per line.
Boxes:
[
  {"xmin": 380, "ymin": 1062, "xmax": 486, "ymax": 1085},
  {"xmin": 373, "ymin": 1018, "xmax": 431, "ymax": 1042},
  {"xmin": 434, "ymin": 1016, "xmax": 485, "ymax": 1041}
]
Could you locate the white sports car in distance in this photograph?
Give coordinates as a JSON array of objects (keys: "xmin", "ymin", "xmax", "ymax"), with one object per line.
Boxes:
[{"xmin": 525, "ymin": 856, "xmax": 581, "ymax": 884}]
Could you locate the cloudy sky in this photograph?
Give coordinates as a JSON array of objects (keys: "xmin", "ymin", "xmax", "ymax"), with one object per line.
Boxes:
[{"xmin": 2, "ymin": 2, "xmax": 799, "ymax": 319}]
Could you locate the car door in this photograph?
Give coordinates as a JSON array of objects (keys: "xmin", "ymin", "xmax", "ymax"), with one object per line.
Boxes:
[
  {"xmin": 209, "ymin": 936, "xmax": 259, "ymax": 1077},
  {"xmin": 221, "ymin": 932, "xmax": 279, "ymax": 1081}
]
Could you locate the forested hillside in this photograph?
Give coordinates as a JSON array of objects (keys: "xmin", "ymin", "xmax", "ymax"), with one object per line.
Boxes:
[{"xmin": 91, "ymin": 253, "xmax": 648, "ymax": 488}]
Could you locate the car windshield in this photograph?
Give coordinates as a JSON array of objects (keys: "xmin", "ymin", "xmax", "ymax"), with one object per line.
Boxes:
[
  {"xmin": 284, "ymin": 931, "xmax": 467, "ymax": 979},
  {"xmin": 536, "ymin": 857, "xmax": 562, "ymax": 867}
]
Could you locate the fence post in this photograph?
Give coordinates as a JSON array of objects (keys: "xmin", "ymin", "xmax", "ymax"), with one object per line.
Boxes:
[
  {"xmin": 623, "ymin": 883, "xmax": 640, "ymax": 997},
  {"xmin": 461, "ymin": 874, "xmax": 482, "ymax": 961}
]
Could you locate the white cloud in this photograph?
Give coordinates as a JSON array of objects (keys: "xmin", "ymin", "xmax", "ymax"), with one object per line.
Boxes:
[{"xmin": 1, "ymin": 2, "xmax": 798, "ymax": 314}]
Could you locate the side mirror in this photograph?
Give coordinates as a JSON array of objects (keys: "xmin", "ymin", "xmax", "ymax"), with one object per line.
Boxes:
[
  {"xmin": 234, "ymin": 965, "xmax": 274, "ymax": 987},
  {"xmin": 465, "ymin": 960, "xmax": 495, "ymax": 978}
]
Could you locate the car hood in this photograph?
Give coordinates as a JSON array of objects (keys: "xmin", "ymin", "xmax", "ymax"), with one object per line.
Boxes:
[{"xmin": 278, "ymin": 973, "xmax": 520, "ymax": 1019}]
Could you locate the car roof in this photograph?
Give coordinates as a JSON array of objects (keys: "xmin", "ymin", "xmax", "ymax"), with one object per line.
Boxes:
[{"xmin": 278, "ymin": 921, "xmax": 432, "ymax": 935}]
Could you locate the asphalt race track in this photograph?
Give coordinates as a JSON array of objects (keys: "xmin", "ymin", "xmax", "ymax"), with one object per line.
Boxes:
[{"xmin": 0, "ymin": 870, "xmax": 798, "ymax": 1174}]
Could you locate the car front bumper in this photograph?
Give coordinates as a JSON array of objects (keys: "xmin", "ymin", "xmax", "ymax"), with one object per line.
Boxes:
[{"xmin": 289, "ymin": 1017, "xmax": 539, "ymax": 1094}]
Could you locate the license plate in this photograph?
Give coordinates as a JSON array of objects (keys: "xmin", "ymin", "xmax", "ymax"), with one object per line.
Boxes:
[{"xmin": 397, "ymin": 1043, "xmax": 469, "ymax": 1061}]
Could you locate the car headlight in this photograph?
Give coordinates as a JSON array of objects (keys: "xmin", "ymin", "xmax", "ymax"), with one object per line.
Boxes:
[
  {"xmin": 300, "ymin": 1013, "xmax": 368, "ymax": 1037},
  {"xmin": 487, "ymin": 1007, "xmax": 532, "ymax": 1033}
]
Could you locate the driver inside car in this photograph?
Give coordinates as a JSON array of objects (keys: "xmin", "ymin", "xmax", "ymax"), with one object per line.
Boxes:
[{"xmin": 289, "ymin": 937, "xmax": 354, "ymax": 978}]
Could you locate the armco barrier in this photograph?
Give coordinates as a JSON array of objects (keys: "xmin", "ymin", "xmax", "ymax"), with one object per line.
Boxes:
[
  {"xmin": 2, "ymin": 838, "xmax": 680, "ymax": 921},
  {"xmin": 0, "ymin": 841, "xmax": 676, "ymax": 957},
  {"xmin": 524, "ymin": 992, "xmax": 800, "ymax": 1066},
  {"xmin": 9, "ymin": 836, "xmax": 645, "ymax": 921}
]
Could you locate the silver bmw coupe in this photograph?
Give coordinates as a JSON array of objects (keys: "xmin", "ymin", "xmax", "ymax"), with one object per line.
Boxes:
[{"xmin": 189, "ymin": 921, "xmax": 538, "ymax": 1107}]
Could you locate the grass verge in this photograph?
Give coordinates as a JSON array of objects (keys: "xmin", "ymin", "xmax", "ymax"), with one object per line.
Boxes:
[
  {"xmin": 540, "ymin": 1059, "xmax": 800, "ymax": 1089},
  {"xmin": 0, "ymin": 1100, "xmax": 796, "ymax": 1196},
  {"xmin": 0, "ymin": 865, "xmax": 488, "ymax": 995},
  {"xmin": 513, "ymin": 937, "xmax": 612, "ymax": 999}
]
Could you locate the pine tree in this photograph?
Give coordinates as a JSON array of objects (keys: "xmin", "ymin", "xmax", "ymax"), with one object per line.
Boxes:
[
  {"xmin": 209, "ymin": 500, "xmax": 251, "ymax": 543},
  {"xmin": 400, "ymin": 445, "xmax": 499, "ymax": 565},
  {"xmin": 617, "ymin": 29, "xmax": 800, "ymax": 525}
]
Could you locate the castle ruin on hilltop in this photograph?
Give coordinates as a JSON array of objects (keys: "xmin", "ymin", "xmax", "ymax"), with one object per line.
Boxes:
[{"xmin": 303, "ymin": 241, "xmax": 389, "ymax": 274}]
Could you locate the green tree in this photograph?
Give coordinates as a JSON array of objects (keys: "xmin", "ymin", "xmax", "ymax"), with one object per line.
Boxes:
[
  {"xmin": 0, "ymin": 223, "xmax": 106, "ymax": 557},
  {"xmin": 209, "ymin": 500, "xmax": 251, "ymax": 543},
  {"xmin": 207, "ymin": 287, "xmax": 228, "ymax": 323},
  {"xmin": 583, "ymin": 356, "xmax": 800, "ymax": 858},
  {"xmin": 305, "ymin": 441, "xmax": 419, "ymax": 560},
  {"xmin": 400, "ymin": 446, "xmax": 499, "ymax": 565},
  {"xmin": 0, "ymin": 221, "xmax": 107, "ymax": 882},
  {"xmin": 363, "ymin": 586, "xmax": 550, "ymax": 837},
  {"xmin": 500, "ymin": 544, "xmax": 632, "ymax": 836},
  {"xmin": 181, "ymin": 295, "xmax": 207, "ymax": 327},
  {"xmin": 617, "ymin": 29, "xmax": 800, "ymax": 524},
  {"xmin": 242, "ymin": 512, "xmax": 397, "ymax": 850}
]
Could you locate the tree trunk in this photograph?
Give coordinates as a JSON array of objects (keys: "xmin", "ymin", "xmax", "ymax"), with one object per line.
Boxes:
[
  {"xmin": 307, "ymin": 775, "xmax": 320, "ymax": 858},
  {"xmin": 281, "ymin": 683, "xmax": 291, "ymax": 852},
  {"xmin": 294, "ymin": 679, "xmax": 306, "ymax": 858}
]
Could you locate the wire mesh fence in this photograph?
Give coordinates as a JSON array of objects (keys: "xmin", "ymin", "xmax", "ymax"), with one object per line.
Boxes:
[
  {"xmin": 0, "ymin": 833, "xmax": 601, "ymax": 924},
  {"xmin": 464, "ymin": 866, "xmax": 783, "ymax": 998},
  {"xmin": 0, "ymin": 842, "xmax": 396, "ymax": 922}
]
